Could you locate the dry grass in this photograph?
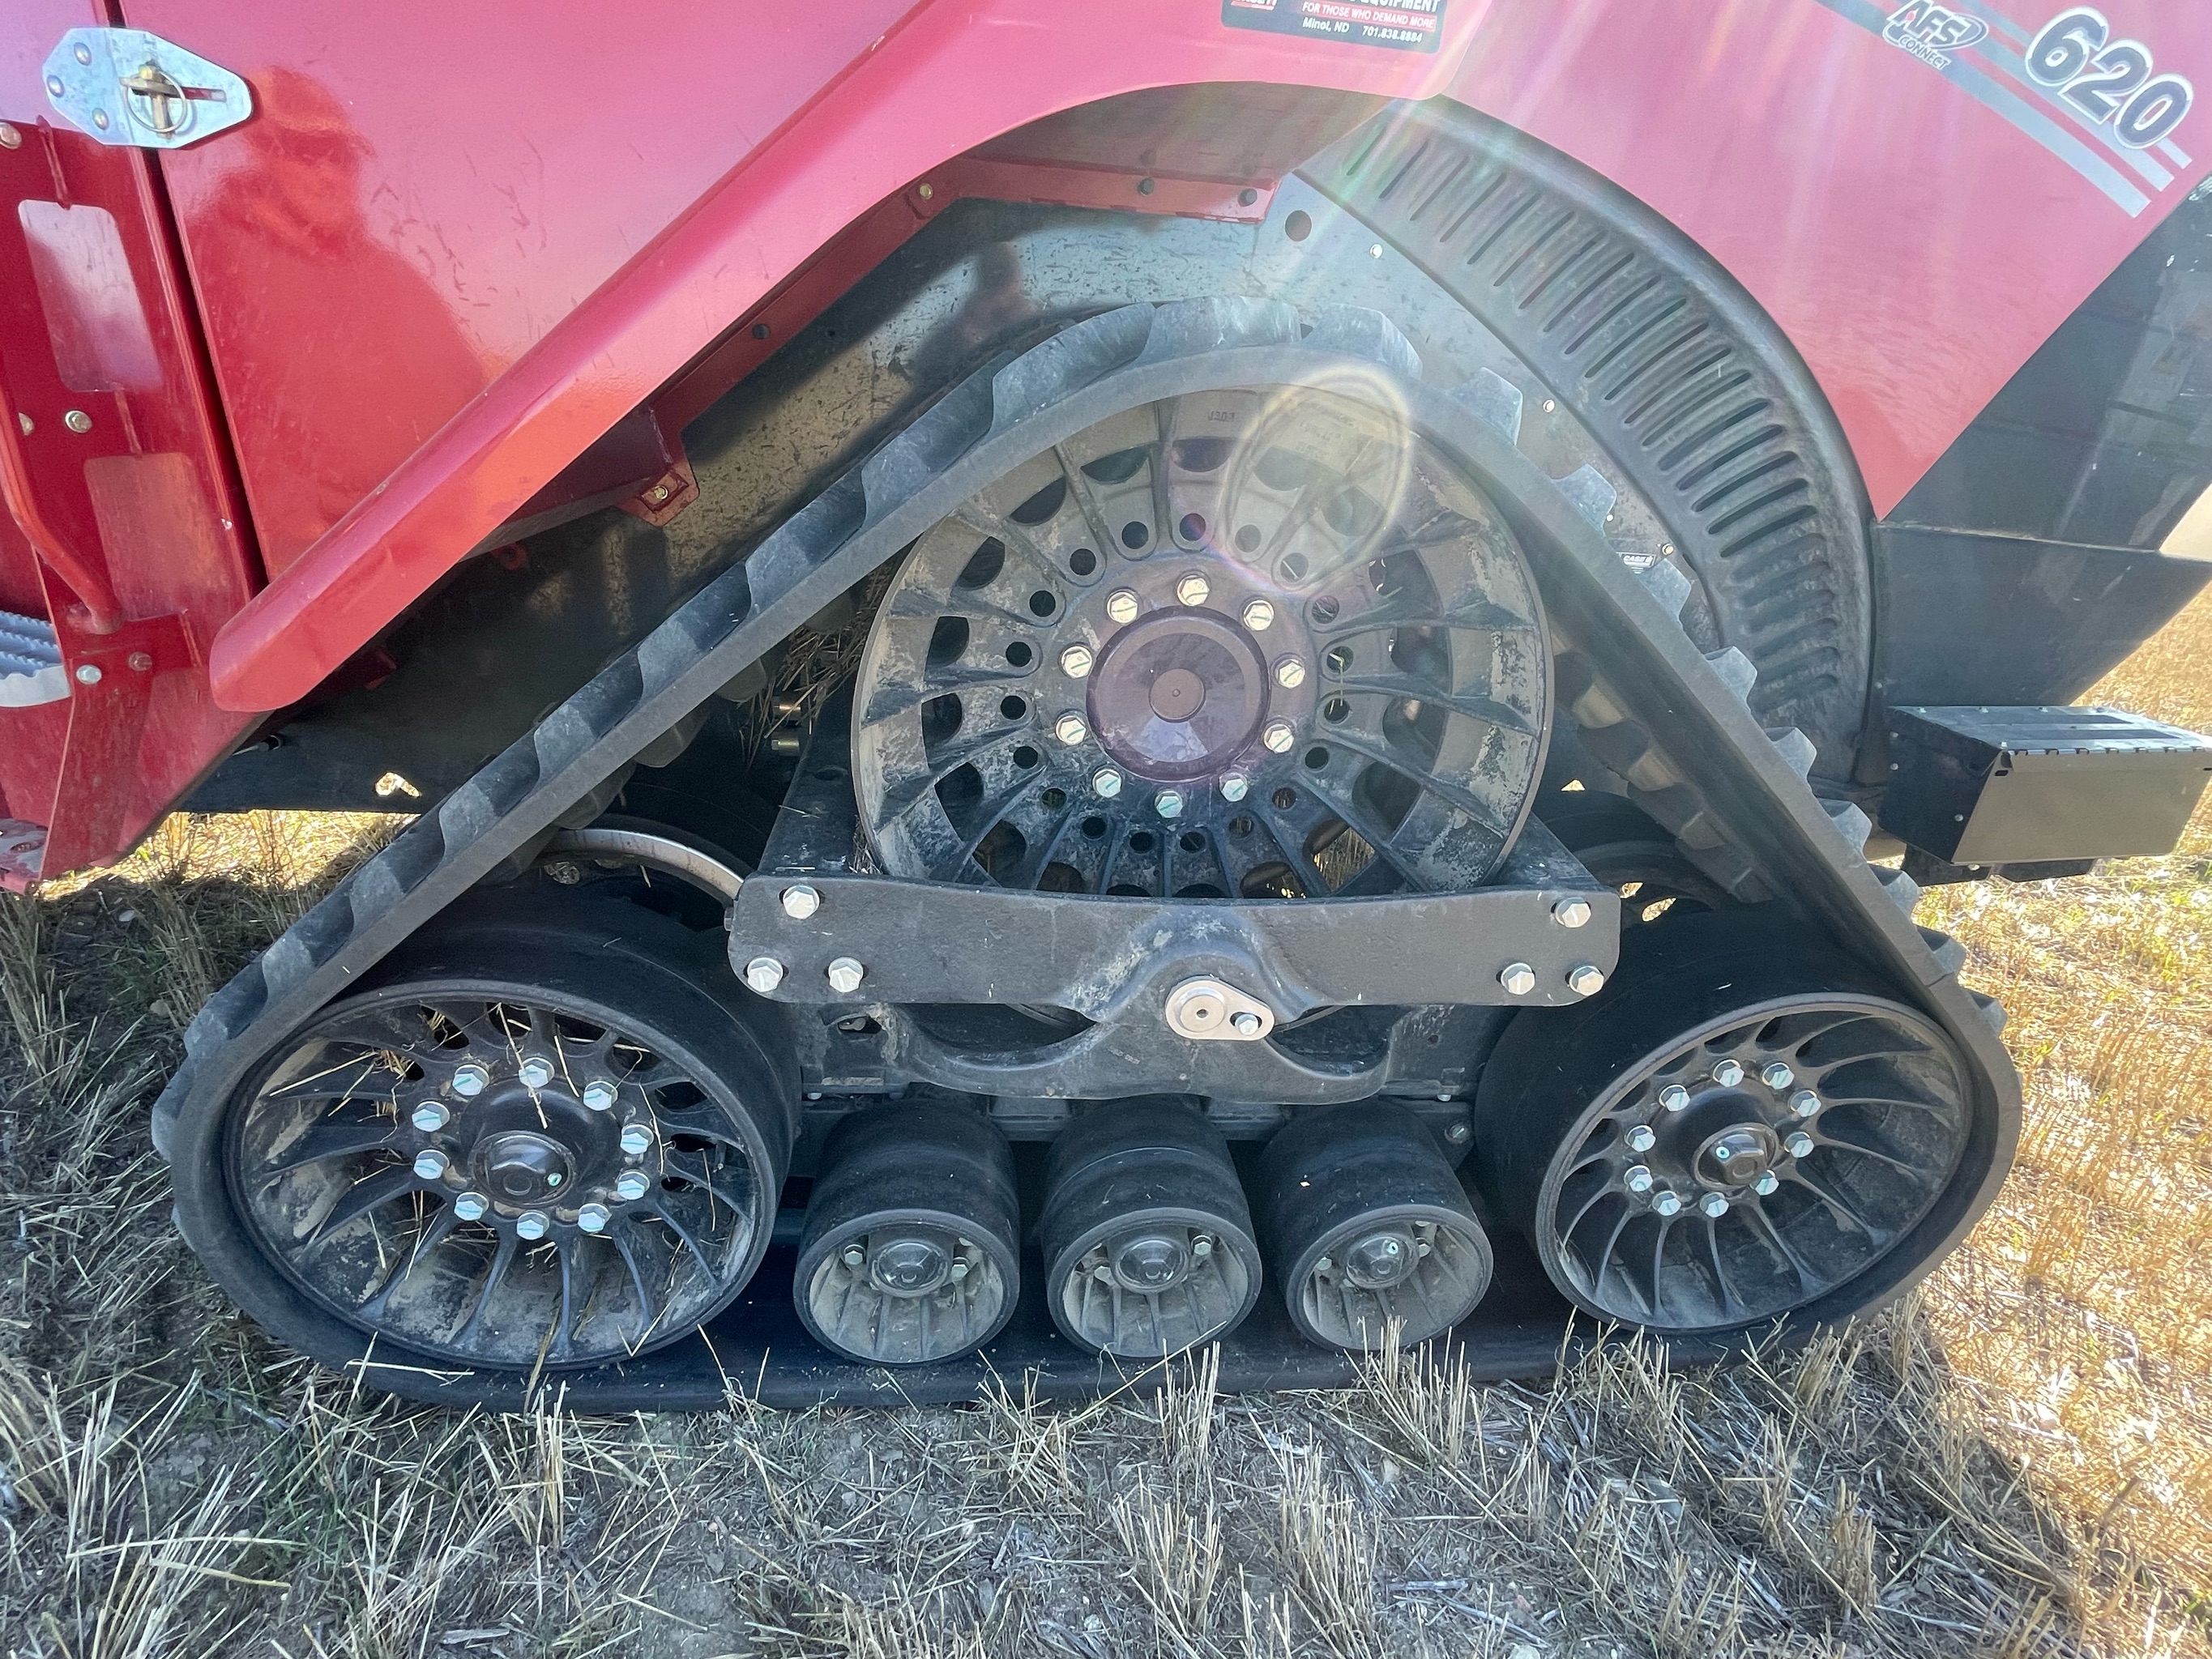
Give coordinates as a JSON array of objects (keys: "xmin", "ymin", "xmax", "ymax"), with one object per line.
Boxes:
[{"xmin": 2, "ymin": 593, "xmax": 2210, "ymax": 1657}]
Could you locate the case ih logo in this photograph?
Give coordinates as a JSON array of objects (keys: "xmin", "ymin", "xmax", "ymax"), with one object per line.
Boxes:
[{"xmin": 1883, "ymin": 2, "xmax": 1992, "ymax": 69}]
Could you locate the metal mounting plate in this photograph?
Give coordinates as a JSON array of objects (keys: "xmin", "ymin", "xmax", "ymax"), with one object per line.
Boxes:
[{"xmin": 42, "ymin": 28, "xmax": 252, "ymax": 150}]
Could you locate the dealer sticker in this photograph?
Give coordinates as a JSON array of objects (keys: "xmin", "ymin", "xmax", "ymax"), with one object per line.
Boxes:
[{"xmin": 1223, "ymin": 0, "xmax": 1445, "ymax": 53}]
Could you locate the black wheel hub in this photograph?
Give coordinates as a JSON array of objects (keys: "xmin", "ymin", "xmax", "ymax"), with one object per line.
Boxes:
[
  {"xmin": 1088, "ymin": 602, "xmax": 1275, "ymax": 780},
  {"xmin": 472, "ymin": 1125, "xmax": 582, "ymax": 1206}
]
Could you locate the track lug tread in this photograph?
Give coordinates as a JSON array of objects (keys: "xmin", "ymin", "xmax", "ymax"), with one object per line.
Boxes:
[
  {"xmin": 1555, "ymin": 463, "xmax": 1619, "ymax": 531},
  {"xmin": 1971, "ymin": 991, "xmax": 2009, "ymax": 1033},
  {"xmin": 1765, "ymin": 726, "xmax": 1817, "ymax": 779},
  {"xmin": 1874, "ymin": 863, "xmax": 1922, "ymax": 915},
  {"xmin": 1703, "ymin": 646, "xmax": 1758, "ymax": 703},
  {"xmin": 1818, "ymin": 797, "xmax": 1873, "ymax": 854},
  {"xmin": 1917, "ymin": 926, "xmax": 1969, "ymax": 975},
  {"xmin": 1635, "ymin": 557, "xmax": 1693, "ymax": 619},
  {"xmin": 1449, "ymin": 368, "xmax": 1525, "ymax": 441}
]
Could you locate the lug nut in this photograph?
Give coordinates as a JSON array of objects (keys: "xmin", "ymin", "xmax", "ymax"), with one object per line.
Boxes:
[
  {"xmin": 1711, "ymin": 1059, "xmax": 1745, "ymax": 1087},
  {"xmin": 1060, "ymin": 644, "xmax": 1094, "ymax": 678},
  {"xmin": 1176, "ymin": 572, "xmax": 1211, "ymax": 607},
  {"xmin": 1155, "ymin": 789, "xmax": 1185, "ymax": 819},
  {"xmin": 1566, "ymin": 964, "xmax": 1606, "ymax": 996},
  {"xmin": 781, "ymin": 884, "xmax": 821, "ymax": 919},
  {"xmin": 515, "ymin": 1211, "xmax": 549, "ymax": 1241},
  {"xmin": 1659, "ymin": 1084, "xmax": 1691, "ymax": 1112},
  {"xmin": 615, "ymin": 1171, "xmax": 651, "ymax": 1201},
  {"xmin": 1220, "ymin": 773, "xmax": 1249, "ymax": 802},
  {"xmin": 1055, "ymin": 713, "xmax": 1089, "ymax": 746},
  {"xmin": 518, "ymin": 1056, "xmax": 555, "ymax": 1090},
  {"xmin": 1625, "ymin": 1124, "xmax": 1656, "ymax": 1153},
  {"xmin": 620, "ymin": 1123, "xmax": 655, "ymax": 1156},
  {"xmin": 411, "ymin": 1102, "xmax": 451, "ymax": 1133},
  {"xmin": 1761, "ymin": 1062, "xmax": 1795, "ymax": 1090},
  {"xmin": 1499, "ymin": 962, "xmax": 1537, "ymax": 996},
  {"xmin": 1700, "ymin": 1192, "xmax": 1731, "ymax": 1219},
  {"xmin": 1785, "ymin": 1131, "xmax": 1815, "ymax": 1159},
  {"xmin": 581, "ymin": 1079, "xmax": 618, "ymax": 1112},
  {"xmin": 1092, "ymin": 767, "xmax": 1123, "ymax": 797},
  {"xmin": 1273, "ymin": 656, "xmax": 1307, "ymax": 689},
  {"xmin": 1791, "ymin": 1090, "xmax": 1821, "ymax": 1119},
  {"xmin": 1262, "ymin": 720, "xmax": 1296, "ymax": 753},
  {"xmin": 1241, "ymin": 598, "xmax": 1275, "ymax": 631},
  {"xmin": 744, "ymin": 956, "xmax": 787, "ymax": 994},
  {"xmin": 454, "ymin": 1192, "xmax": 489, "ymax": 1221},
  {"xmin": 413, "ymin": 1149, "xmax": 450, "ymax": 1180},
  {"xmin": 577, "ymin": 1203, "xmax": 611, "ymax": 1235},
  {"xmin": 452, "ymin": 1062, "xmax": 490, "ymax": 1098},
  {"xmin": 1107, "ymin": 589, "xmax": 1140, "ymax": 625},
  {"xmin": 1229, "ymin": 1010, "xmax": 1262, "ymax": 1037},
  {"xmin": 1753, "ymin": 1171, "xmax": 1780, "ymax": 1196},
  {"xmin": 1651, "ymin": 1191, "xmax": 1683, "ymax": 1218},
  {"xmin": 1624, "ymin": 1164, "xmax": 1655, "ymax": 1194},
  {"xmin": 826, "ymin": 957, "xmax": 865, "ymax": 994},
  {"xmin": 1552, "ymin": 898, "xmax": 1593, "ymax": 928}
]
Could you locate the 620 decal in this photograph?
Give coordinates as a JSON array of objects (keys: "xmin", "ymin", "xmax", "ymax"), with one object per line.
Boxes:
[{"xmin": 2026, "ymin": 7, "xmax": 2193, "ymax": 151}]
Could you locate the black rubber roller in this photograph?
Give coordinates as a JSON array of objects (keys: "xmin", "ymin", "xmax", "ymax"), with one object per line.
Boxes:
[
  {"xmin": 794, "ymin": 1104, "xmax": 1020, "ymax": 1366},
  {"xmin": 1255, "ymin": 1101, "xmax": 1493, "ymax": 1350},
  {"xmin": 1037, "ymin": 1099, "xmax": 1263, "ymax": 1359}
]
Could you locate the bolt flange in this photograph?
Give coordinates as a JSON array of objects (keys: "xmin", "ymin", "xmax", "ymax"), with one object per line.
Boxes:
[
  {"xmin": 619, "ymin": 1123, "xmax": 655, "ymax": 1157},
  {"xmin": 1499, "ymin": 962, "xmax": 1537, "ymax": 996},
  {"xmin": 452, "ymin": 1062, "xmax": 491, "ymax": 1098},
  {"xmin": 1711, "ymin": 1059, "xmax": 1745, "ymax": 1087},
  {"xmin": 1262, "ymin": 720, "xmax": 1296, "ymax": 753},
  {"xmin": 1176, "ymin": 572, "xmax": 1211, "ymax": 607},
  {"xmin": 581, "ymin": 1079, "xmax": 618, "ymax": 1112},
  {"xmin": 1106, "ymin": 589, "xmax": 1140, "ymax": 625},
  {"xmin": 412, "ymin": 1101, "xmax": 451, "ymax": 1132},
  {"xmin": 1761, "ymin": 1062, "xmax": 1795, "ymax": 1090},
  {"xmin": 781, "ymin": 884, "xmax": 821, "ymax": 919},
  {"xmin": 826, "ymin": 957, "xmax": 866, "ymax": 994},
  {"xmin": 744, "ymin": 957, "xmax": 787, "ymax": 994},
  {"xmin": 1060, "ymin": 644, "xmax": 1094, "ymax": 678},
  {"xmin": 1220, "ymin": 773, "xmax": 1249, "ymax": 802},
  {"xmin": 1241, "ymin": 598, "xmax": 1275, "ymax": 632},
  {"xmin": 1155, "ymin": 789, "xmax": 1185, "ymax": 819},
  {"xmin": 518, "ymin": 1056, "xmax": 555, "ymax": 1090},
  {"xmin": 1092, "ymin": 768, "xmax": 1122, "ymax": 798},
  {"xmin": 1659, "ymin": 1084, "xmax": 1690, "ymax": 1112},
  {"xmin": 413, "ymin": 1149, "xmax": 450, "ymax": 1180},
  {"xmin": 515, "ymin": 1211, "xmax": 549, "ymax": 1241},
  {"xmin": 578, "ymin": 1203, "xmax": 611, "ymax": 1235},
  {"xmin": 1055, "ymin": 713, "xmax": 1089, "ymax": 746},
  {"xmin": 615, "ymin": 1171, "xmax": 651, "ymax": 1201}
]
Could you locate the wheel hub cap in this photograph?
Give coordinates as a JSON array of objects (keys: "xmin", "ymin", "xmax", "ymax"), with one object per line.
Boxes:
[
  {"xmin": 1696, "ymin": 1124, "xmax": 1778, "ymax": 1189},
  {"xmin": 476, "ymin": 1129, "xmax": 575, "ymax": 1205},
  {"xmin": 1111, "ymin": 1230, "xmax": 1192, "ymax": 1291},
  {"xmin": 1342, "ymin": 1226, "xmax": 1418, "ymax": 1290},
  {"xmin": 1091, "ymin": 610, "xmax": 1265, "ymax": 779},
  {"xmin": 867, "ymin": 1231, "xmax": 954, "ymax": 1297}
]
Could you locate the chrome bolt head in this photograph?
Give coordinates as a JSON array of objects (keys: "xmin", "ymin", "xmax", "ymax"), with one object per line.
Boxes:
[
  {"xmin": 1229, "ymin": 1010, "xmax": 1262, "ymax": 1038},
  {"xmin": 1176, "ymin": 572, "xmax": 1211, "ymax": 607},
  {"xmin": 515, "ymin": 1211, "xmax": 549, "ymax": 1241},
  {"xmin": 1625, "ymin": 1124, "xmax": 1657, "ymax": 1154},
  {"xmin": 1060, "ymin": 644, "xmax": 1094, "ymax": 678},
  {"xmin": 411, "ymin": 1102, "xmax": 451, "ymax": 1133},
  {"xmin": 454, "ymin": 1192, "xmax": 489, "ymax": 1221},
  {"xmin": 615, "ymin": 1171, "xmax": 651, "ymax": 1201},
  {"xmin": 1566, "ymin": 964, "xmax": 1607, "ymax": 997},
  {"xmin": 1055, "ymin": 713, "xmax": 1089, "ymax": 746},
  {"xmin": 1445, "ymin": 1120, "xmax": 1471, "ymax": 1145},
  {"xmin": 1192, "ymin": 1235, "xmax": 1214, "ymax": 1259},
  {"xmin": 1219, "ymin": 773, "xmax": 1249, "ymax": 803},
  {"xmin": 780, "ymin": 883, "xmax": 821, "ymax": 920},
  {"xmin": 826, "ymin": 957, "xmax": 866, "ymax": 994},
  {"xmin": 577, "ymin": 1203, "xmax": 611, "ymax": 1235},
  {"xmin": 1262, "ymin": 720, "xmax": 1296, "ymax": 753},
  {"xmin": 744, "ymin": 956, "xmax": 787, "ymax": 994},
  {"xmin": 1651, "ymin": 1191, "xmax": 1683, "ymax": 1218},
  {"xmin": 1711, "ymin": 1059, "xmax": 1745, "ymax": 1087},
  {"xmin": 1273, "ymin": 656, "xmax": 1307, "ymax": 689},
  {"xmin": 581, "ymin": 1079, "xmax": 618, "ymax": 1112},
  {"xmin": 1624, "ymin": 1164, "xmax": 1654, "ymax": 1194},
  {"xmin": 452, "ymin": 1062, "xmax": 491, "ymax": 1098},
  {"xmin": 1791, "ymin": 1090, "xmax": 1821, "ymax": 1119},
  {"xmin": 412, "ymin": 1149, "xmax": 450, "ymax": 1180},
  {"xmin": 1753, "ymin": 1171, "xmax": 1781, "ymax": 1196},
  {"xmin": 1553, "ymin": 898, "xmax": 1594, "ymax": 928},
  {"xmin": 1092, "ymin": 767, "xmax": 1123, "ymax": 798},
  {"xmin": 1155, "ymin": 789, "xmax": 1185, "ymax": 820},
  {"xmin": 1313, "ymin": 1256, "xmax": 1334, "ymax": 1275},
  {"xmin": 1700, "ymin": 1192, "xmax": 1731, "ymax": 1219},
  {"xmin": 62, "ymin": 408, "xmax": 92, "ymax": 435},
  {"xmin": 1499, "ymin": 962, "xmax": 1537, "ymax": 996},
  {"xmin": 518, "ymin": 1056, "xmax": 555, "ymax": 1090},
  {"xmin": 1761, "ymin": 1062, "xmax": 1796, "ymax": 1090},
  {"xmin": 619, "ymin": 1123, "xmax": 655, "ymax": 1157},
  {"xmin": 1659, "ymin": 1084, "xmax": 1691, "ymax": 1112},
  {"xmin": 1784, "ymin": 1131, "xmax": 1815, "ymax": 1159},
  {"xmin": 949, "ymin": 1260, "xmax": 970, "ymax": 1280},
  {"xmin": 1107, "ymin": 588, "xmax": 1140, "ymax": 625},
  {"xmin": 842, "ymin": 1246, "xmax": 867, "ymax": 1269},
  {"xmin": 1241, "ymin": 598, "xmax": 1275, "ymax": 632}
]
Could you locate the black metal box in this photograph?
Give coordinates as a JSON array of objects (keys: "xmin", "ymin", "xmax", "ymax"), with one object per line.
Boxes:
[{"xmin": 1881, "ymin": 706, "xmax": 2212, "ymax": 865}]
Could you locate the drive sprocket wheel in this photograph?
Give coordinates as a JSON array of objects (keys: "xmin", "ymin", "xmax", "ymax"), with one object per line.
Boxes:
[{"xmin": 852, "ymin": 381, "xmax": 1551, "ymax": 898}]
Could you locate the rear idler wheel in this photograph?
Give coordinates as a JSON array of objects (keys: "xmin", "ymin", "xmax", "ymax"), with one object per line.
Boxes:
[
  {"xmin": 1473, "ymin": 916, "xmax": 1984, "ymax": 1336},
  {"xmin": 793, "ymin": 1104, "xmax": 1021, "ymax": 1365},
  {"xmin": 1254, "ymin": 1101, "xmax": 1493, "ymax": 1350},
  {"xmin": 1037, "ymin": 1100, "xmax": 1263, "ymax": 1359}
]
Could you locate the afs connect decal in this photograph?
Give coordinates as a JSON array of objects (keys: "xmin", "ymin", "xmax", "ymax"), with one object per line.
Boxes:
[{"xmin": 1222, "ymin": 0, "xmax": 1445, "ymax": 53}]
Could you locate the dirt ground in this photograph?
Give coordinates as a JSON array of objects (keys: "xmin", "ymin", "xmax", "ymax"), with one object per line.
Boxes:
[{"xmin": 2, "ymin": 590, "xmax": 2209, "ymax": 1659}]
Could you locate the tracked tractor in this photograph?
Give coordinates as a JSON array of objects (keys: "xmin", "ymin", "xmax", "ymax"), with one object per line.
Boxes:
[{"xmin": 4, "ymin": 1, "xmax": 2210, "ymax": 1407}]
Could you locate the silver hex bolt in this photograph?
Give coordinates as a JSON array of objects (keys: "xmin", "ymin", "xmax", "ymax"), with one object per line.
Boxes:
[
  {"xmin": 1155, "ymin": 789, "xmax": 1185, "ymax": 820},
  {"xmin": 620, "ymin": 1123, "xmax": 655, "ymax": 1157},
  {"xmin": 1650, "ymin": 1190, "xmax": 1683, "ymax": 1218},
  {"xmin": 1192, "ymin": 1235, "xmax": 1214, "ymax": 1259},
  {"xmin": 1761, "ymin": 1062, "xmax": 1796, "ymax": 1090},
  {"xmin": 781, "ymin": 883, "xmax": 822, "ymax": 919},
  {"xmin": 744, "ymin": 957, "xmax": 787, "ymax": 994},
  {"xmin": 1499, "ymin": 962, "xmax": 1537, "ymax": 996},
  {"xmin": 452, "ymin": 1061, "xmax": 491, "ymax": 1098},
  {"xmin": 1784, "ymin": 1131, "xmax": 1815, "ymax": 1159},
  {"xmin": 1445, "ymin": 1120, "xmax": 1471, "ymax": 1145},
  {"xmin": 1624, "ymin": 1164, "xmax": 1654, "ymax": 1194},
  {"xmin": 515, "ymin": 1211, "xmax": 550, "ymax": 1241},
  {"xmin": 1273, "ymin": 656, "xmax": 1307, "ymax": 689},
  {"xmin": 581, "ymin": 1079, "xmax": 618, "ymax": 1112},
  {"xmin": 842, "ymin": 1245, "xmax": 867, "ymax": 1269},
  {"xmin": 615, "ymin": 1171, "xmax": 651, "ymax": 1201},
  {"xmin": 411, "ymin": 1101, "xmax": 451, "ymax": 1133},
  {"xmin": 1092, "ymin": 767, "xmax": 1123, "ymax": 798},
  {"xmin": 1241, "ymin": 598, "xmax": 1275, "ymax": 632},
  {"xmin": 413, "ymin": 1149, "xmax": 450, "ymax": 1181},
  {"xmin": 1659, "ymin": 1084, "xmax": 1691, "ymax": 1112},
  {"xmin": 1107, "ymin": 588, "xmax": 1140, "ymax": 625},
  {"xmin": 1790, "ymin": 1090, "xmax": 1821, "ymax": 1119},
  {"xmin": 577, "ymin": 1203, "xmax": 611, "ymax": 1235},
  {"xmin": 518, "ymin": 1055, "xmax": 555, "ymax": 1090},
  {"xmin": 1552, "ymin": 898, "xmax": 1593, "ymax": 929},
  {"xmin": 1055, "ymin": 713, "xmax": 1090, "ymax": 746},
  {"xmin": 1625, "ymin": 1124, "xmax": 1656, "ymax": 1154},
  {"xmin": 1566, "ymin": 964, "xmax": 1606, "ymax": 997},
  {"xmin": 1753, "ymin": 1171, "xmax": 1780, "ymax": 1196},
  {"xmin": 454, "ymin": 1192, "xmax": 489, "ymax": 1221},
  {"xmin": 1220, "ymin": 773, "xmax": 1249, "ymax": 803},
  {"xmin": 1262, "ymin": 720, "xmax": 1296, "ymax": 753},
  {"xmin": 63, "ymin": 409, "xmax": 92, "ymax": 435},
  {"xmin": 1711, "ymin": 1059, "xmax": 1745, "ymax": 1087},
  {"xmin": 826, "ymin": 957, "xmax": 866, "ymax": 994},
  {"xmin": 1176, "ymin": 572, "xmax": 1211, "ymax": 607},
  {"xmin": 1060, "ymin": 644, "xmax": 1094, "ymax": 678},
  {"xmin": 1700, "ymin": 1192, "xmax": 1731, "ymax": 1219},
  {"xmin": 1230, "ymin": 1010, "xmax": 1262, "ymax": 1037}
]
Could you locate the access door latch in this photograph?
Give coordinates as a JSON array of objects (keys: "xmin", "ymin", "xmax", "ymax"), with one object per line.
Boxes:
[{"xmin": 42, "ymin": 28, "xmax": 252, "ymax": 151}]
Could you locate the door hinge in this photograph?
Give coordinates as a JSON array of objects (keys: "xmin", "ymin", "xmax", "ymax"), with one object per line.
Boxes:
[{"xmin": 42, "ymin": 28, "xmax": 252, "ymax": 151}]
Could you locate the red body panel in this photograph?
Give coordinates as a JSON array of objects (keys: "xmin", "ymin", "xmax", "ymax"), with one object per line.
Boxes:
[{"xmin": 2, "ymin": 0, "xmax": 2209, "ymax": 871}]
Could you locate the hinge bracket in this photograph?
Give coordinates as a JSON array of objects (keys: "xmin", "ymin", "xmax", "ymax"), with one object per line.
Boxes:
[{"xmin": 42, "ymin": 28, "xmax": 252, "ymax": 151}]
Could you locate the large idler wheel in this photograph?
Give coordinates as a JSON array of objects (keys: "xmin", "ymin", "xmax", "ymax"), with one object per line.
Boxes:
[
  {"xmin": 1038, "ymin": 1100, "xmax": 1263, "ymax": 1358},
  {"xmin": 1473, "ymin": 916, "xmax": 1988, "ymax": 1335},
  {"xmin": 1254, "ymin": 1102, "xmax": 1493, "ymax": 1350},
  {"xmin": 210, "ymin": 902, "xmax": 792, "ymax": 1372},
  {"xmin": 793, "ymin": 1104, "xmax": 1021, "ymax": 1365}
]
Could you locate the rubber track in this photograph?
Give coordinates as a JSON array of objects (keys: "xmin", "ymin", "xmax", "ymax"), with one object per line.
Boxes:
[{"xmin": 151, "ymin": 298, "xmax": 2017, "ymax": 1401}]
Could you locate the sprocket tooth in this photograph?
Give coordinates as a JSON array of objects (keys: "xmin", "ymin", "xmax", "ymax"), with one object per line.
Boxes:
[
  {"xmin": 1704, "ymin": 646, "xmax": 1757, "ymax": 704},
  {"xmin": 1971, "ymin": 991, "xmax": 2009, "ymax": 1033},
  {"xmin": 1818, "ymin": 797, "xmax": 1873, "ymax": 854},
  {"xmin": 1448, "ymin": 367, "xmax": 1523, "ymax": 442},
  {"xmin": 1635, "ymin": 557, "xmax": 1693, "ymax": 620},
  {"xmin": 1874, "ymin": 864, "xmax": 1922, "ymax": 915},
  {"xmin": 1555, "ymin": 464, "xmax": 1619, "ymax": 532},
  {"xmin": 1917, "ymin": 926, "xmax": 1969, "ymax": 975},
  {"xmin": 1765, "ymin": 726, "xmax": 1817, "ymax": 779}
]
